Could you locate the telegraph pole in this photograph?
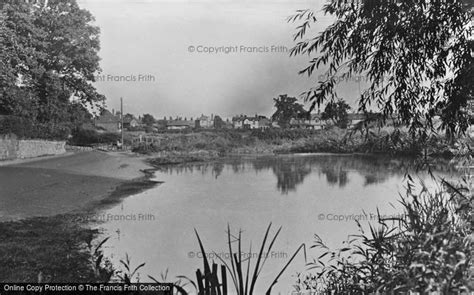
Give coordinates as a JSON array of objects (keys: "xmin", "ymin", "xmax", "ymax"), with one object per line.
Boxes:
[{"xmin": 120, "ymin": 97, "xmax": 124, "ymax": 149}]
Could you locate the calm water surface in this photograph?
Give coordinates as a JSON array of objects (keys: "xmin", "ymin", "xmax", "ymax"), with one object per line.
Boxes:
[{"xmin": 96, "ymin": 154, "xmax": 458, "ymax": 294}]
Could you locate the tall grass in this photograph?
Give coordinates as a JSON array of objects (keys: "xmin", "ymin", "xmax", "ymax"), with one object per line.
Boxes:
[
  {"xmin": 186, "ymin": 224, "xmax": 307, "ymax": 295},
  {"xmin": 295, "ymin": 176, "xmax": 472, "ymax": 294},
  {"xmin": 131, "ymin": 127, "xmax": 472, "ymax": 157}
]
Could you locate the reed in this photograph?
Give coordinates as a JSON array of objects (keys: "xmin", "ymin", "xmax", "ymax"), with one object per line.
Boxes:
[
  {"xmin": 187, "ymin": 223, "xmax": 307, "ymax": 295},
  {"xmin": 295, "ymin": 176, "xmax": 472, "ymax": 294}
]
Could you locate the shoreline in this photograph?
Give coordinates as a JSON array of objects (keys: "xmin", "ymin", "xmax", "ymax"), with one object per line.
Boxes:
[
  {"xmin": 0, "ymin": 151, "xmax": 160, "ymax": 283},
  {"xmin": 0, "ymin": 148, "xmax": 466, "ymax": 283},
  {"xmin": 131, "ymin": 128, "xmax": 473, "ymax": 159},
  {"xmin": 0, "ymin": 150, "xmax": 159, "ymax": 222}
]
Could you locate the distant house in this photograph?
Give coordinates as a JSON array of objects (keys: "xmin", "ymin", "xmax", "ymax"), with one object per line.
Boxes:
[
  {"xmin": 347, "ymin": 113, "xmax": 366, "ymax": 128},
  {"xmin": 167, "ymin": 120, "xmax": 195, "ymax": 130},
  {"xmin": 258, "ymin": 117, "xmax": 271, "ymax": 130},
  {"xmin": 243, "ymin": 117, "xmax": 257, "ymax": 129},
  {"xmin": 94, "ymin": 110, "xmax": 121, "ymax": 133},
  {"xmin": 346, "ymin": 113, "xmax": 390, "ymax": 129},
  {"xmin": 232, "ymin": 116, "xmax": 246, "ymax": 129},
  {"xmin": 232, "ymin": 115, "xmax": 270, "ymax": 130},
  {"xmin": 123, "ymin": 117, "xmax": 139, "ymax": 129},
  {"xmin": 222, "ymin": 119, "xmax": 234, "ymax": 129},
  {"xmin": 290, "ymin": 114, "xmax": 326, "ymax": 130},
  {"xmin": 197, "ymin": 114, "xmax": 214, "ymax": 129},
  {"xmin": 288, "ymin": 113, "xmax": 376, "ymax": 130}
]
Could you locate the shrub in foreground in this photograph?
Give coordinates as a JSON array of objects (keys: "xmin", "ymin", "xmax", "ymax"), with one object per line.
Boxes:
[
  {"xmin": 295, "ymin": 176, "xmax": 472, "ymax": 294},
  {"xmin": 0, "ymin": 115, "xmax": 70, "ymax": 140},
  {"xmin": 69, "ymin": 128, "xmax": 121, "ymax": 146}
]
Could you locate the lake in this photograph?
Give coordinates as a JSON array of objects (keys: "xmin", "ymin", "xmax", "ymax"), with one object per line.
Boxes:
[{"xmin": 95, "ymin": 154, "xmax": 458, "ymax": 294}]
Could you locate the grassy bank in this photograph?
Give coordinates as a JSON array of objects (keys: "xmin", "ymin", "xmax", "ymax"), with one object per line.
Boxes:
[
  {"xmin": 133, "ymin": 128, "xmax": 472, "ymax": 160},
  {"xmin": 0, "ymin": 215, "xmax": 100, "ymax": 282}
]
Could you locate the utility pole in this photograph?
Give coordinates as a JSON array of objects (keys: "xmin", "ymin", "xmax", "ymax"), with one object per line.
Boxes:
[{"xmin": 120, "ymin": 97, "xmax": 124, "ymax": 149}]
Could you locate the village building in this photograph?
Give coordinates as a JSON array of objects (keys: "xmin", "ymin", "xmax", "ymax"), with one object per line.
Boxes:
[
  {"xmin": 232, "ymin": 115, "xmax": 246, "ymax": 129},
  {"xmin": 233, "ymin": 115, "xmax": 270, "ymax": 129},
  {"xmin": 289, "ymin": 114, "xmax": 326, "ymax": 130},
  {"xmin": 258, "ymin": 117, "xmax": 271, "ymax": 129},
  {"xmin": 94, "ymin": 109, "xmax": 121, "ymax": 132},
  {"xmin": 123, "ymin": 117, "xmax": 139, "ymax": 129},
  {"xmin": 347, "ymin": 113, "xmax": 366, "ymax": 128},
  {"xmin": 222, "ymin": 119, "xmax": 234, "ymax": 129},
  {"xmin": 166, "ymin": 120, "xmax": 195, "ymax": 130},
  {"xmin": 196, "ymin": 114, "xmax": 214, "ymax": 128}
]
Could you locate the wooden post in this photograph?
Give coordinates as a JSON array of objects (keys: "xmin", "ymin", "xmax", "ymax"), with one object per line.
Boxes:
[{"xmin": 120, "ymin": 97, "xmax": 124, "ymax": 149}]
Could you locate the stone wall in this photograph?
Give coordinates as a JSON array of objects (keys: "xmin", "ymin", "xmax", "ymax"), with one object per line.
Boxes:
[
  {"xmin": 0, "ymin": 135, "xmax": 66, "ymax": 160},
  {"xmin": 0, "ymin": 135, "xmax": 18, "ymax": 160}
]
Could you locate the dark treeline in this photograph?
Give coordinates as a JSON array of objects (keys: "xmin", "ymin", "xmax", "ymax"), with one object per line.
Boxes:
[{"xmin": 1, "ymin": 0, "xmax": 103, "ymax": 139}]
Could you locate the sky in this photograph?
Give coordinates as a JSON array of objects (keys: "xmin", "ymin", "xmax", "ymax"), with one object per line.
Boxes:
[{"xmin": 77, "ymin": 0, "xmax": 365, "ymax": 119}]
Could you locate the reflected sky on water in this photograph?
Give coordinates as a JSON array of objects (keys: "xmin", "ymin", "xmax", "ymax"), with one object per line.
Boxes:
[{"xmin": 96, "ymin": 154, "xmax": 459, "ymax": 294}]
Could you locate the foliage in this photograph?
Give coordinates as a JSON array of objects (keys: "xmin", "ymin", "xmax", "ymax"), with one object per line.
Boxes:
[
  {"xmin": 123, "ymin": 113, "xmax": 135, "ymax": 122},
  {"xmin": 126, "ymin": 126, "xmax": 145, "ymax": 132},
  {"xmin": 298, "ymin": 177, "xmax": 473, "ymax": 294},
  {"xmin": 440, "ymin": 39, "xmax": 474, "ymax": 142},
  {"xmin": 289, "ymin": 0, "xmax": 473, "ymax": 137},
  {"xmin": 69, "ymin": 128, "xmax": 121, "ymax": 146},
  {"xmin": 132, "ymin": 131, "xmax": 250, "ymax": 155},
  {"xmin": 90, "ymin": 237, "xmax": 115, "ymax": 283},
  {"xmin": 0, "ymin": 215, "xmax": 104, "ymax": 282},
  {"xmin": 321, "ymin": 99, "xmax": 351, "ymax": 129},
  {"xmin": 144, "ymin": 126, "xmax": 155, "ymax": 133},
  {"xmin": 0, "ymin": 116, "xmax": 36, "ymax": 139},
  {"xmin": 149, "ymin": 269, "xmax": 190, "ymax": 295},
  {"xmin": 0, "ymin": 0, "xmax": 104, "ymax": 135},
  {"xmin": 271, "ymin": 94, "xmax": 308, "ymax": 128},
  {"xmin": 116, "ymin": 254, "xmax": 145, "ymax": 284},
  {"xmin": 184, "ymin": 230, "xmax": 228, "ymax": 295},
  {"xmin": 213, "ymin": 115, "xmax": 225, "ymax": 129},
  {"xmin": 251, "ymin": 128, "xmax": 316, "ymax": 141},
  {"xmin": 142, "ymin": 114, "xmax": 156, "ymax": 126},
  {"xmin": 187, "ymin": 224, "xmax": 307, "ymax": 295},
  {"xmin": 0, "ymin": 115, "xmax": 70, "ymax": 140},
  {"xmin": 130, "ymin": 128, "xmax": 469, "ymax": 157}
]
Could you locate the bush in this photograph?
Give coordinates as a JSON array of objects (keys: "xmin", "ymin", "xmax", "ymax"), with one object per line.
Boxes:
[
  {"xmin": 126, "ymin": 126, "xmax": 145, "ymax": 132},
  {"xmin": 251, "ymin": 128, "xmax": 318, "ymax": 141},
  {"xmin": 296, "ymin": 177, "xmax": 472, "ymax": 294},
  {"xmin": 0, "ymin": 116, "xmax": 36, "ymax": 139},
  {"xmin": 69, "ymin": 128, "xmax": 120, "ymax": 146},
  {"xmin": 0, "ymin": 115, "xmax": 70, "ymax": 140}
]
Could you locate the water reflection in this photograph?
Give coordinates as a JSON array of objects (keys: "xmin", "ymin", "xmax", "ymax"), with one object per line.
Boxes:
[
  {"xmin": 156, "ymin": 155, "xmax": 458, "ymax": 194},
  {"xmin": 99, "ymin": 154, "xmax": 459, "ymax": 295}
]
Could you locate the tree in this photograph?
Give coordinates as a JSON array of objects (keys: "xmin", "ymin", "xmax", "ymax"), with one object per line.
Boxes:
[
  {"xmin": 213, "ymin": 115, "xmax": 225, "ymax": 129},
  {"xmin": 289, "ymin": 0, "xmax": 473, "ymax": 137},
  {"xmin": 142, "ymin": 114, "xmax": 155, "ymax": 126},
  {"xmin": 123, "ymin": 113, "xmax": 135, "ymax": 121},
  {"xmin": 321, "ymin": 99, "xmax": 351, "ymax": 129},
  {"xmin": 271, "ymin": 94, "xmax": 308, "ymax": 128},
  {"xmin": 0, "ymin": 0, "xmax": 104, "ymax": 137}
]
